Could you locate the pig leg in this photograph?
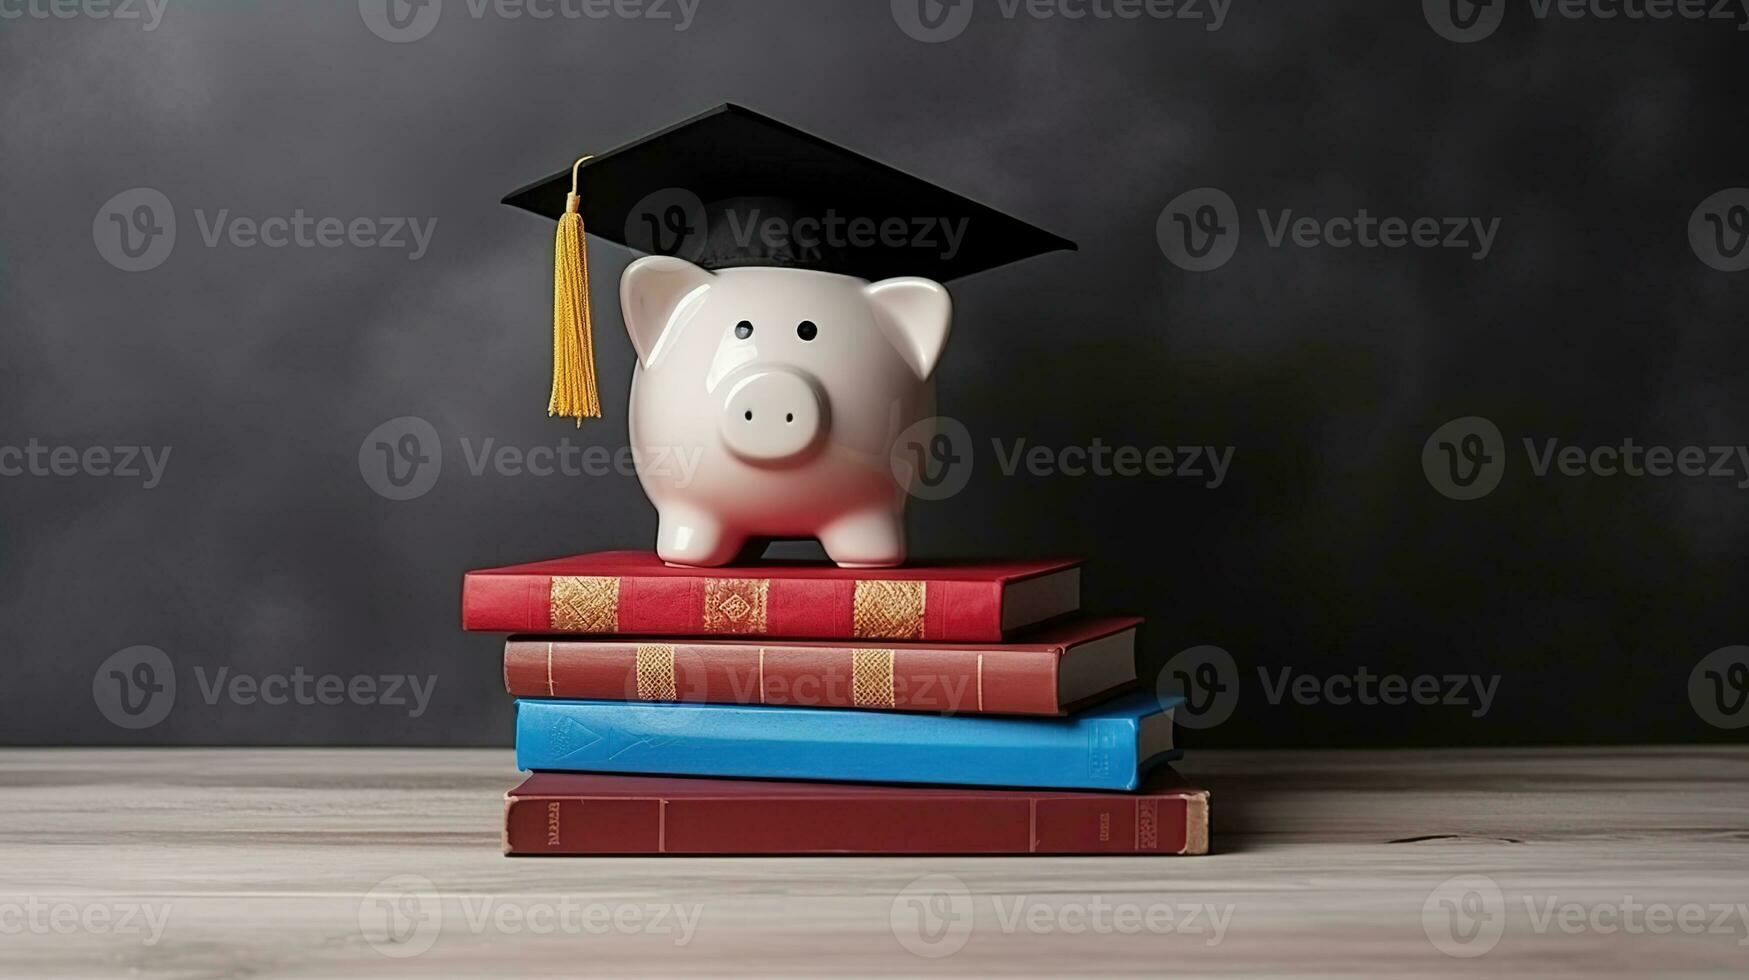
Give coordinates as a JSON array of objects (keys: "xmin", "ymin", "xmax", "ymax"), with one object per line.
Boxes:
[
  {"xmin": 817, "ymin": 509, "xmax": 906, "ymax": 568},
  {"xmin": 656, "ymin": 507, "xmax": 747, "ymax": 567}
]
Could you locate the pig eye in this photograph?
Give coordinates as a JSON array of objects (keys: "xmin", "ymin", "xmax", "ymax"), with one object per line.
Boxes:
[
  {"xmin": 796, "ymin": 320, "xmax": 818, "ymax": 341},
  {"xmin": 734, "ymin": 320, "xmax": 753, "ymax": 340}
]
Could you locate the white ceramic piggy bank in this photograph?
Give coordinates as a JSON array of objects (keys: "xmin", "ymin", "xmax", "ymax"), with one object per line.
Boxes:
[{"xmin": 619, "ymin": 255, "xmax": 952, "ymax": 568}]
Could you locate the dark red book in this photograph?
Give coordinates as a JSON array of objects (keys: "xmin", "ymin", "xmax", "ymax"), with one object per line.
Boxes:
[
  {"xmin": 504, "ymin": 770, "xmax": 1209, "ymax": 856},
  {"xmin": 504, "ymin": 617, "xmax": 1139, "ymax": 715},
  {"xmin": 464, "ymin": 551, "xmax": 1081, "ymax": 642}
]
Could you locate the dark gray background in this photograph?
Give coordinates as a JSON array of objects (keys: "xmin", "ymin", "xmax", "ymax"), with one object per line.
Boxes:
[{"xmin": 2, "ymin": 0, "xmax": 1745, "ymax": 746}]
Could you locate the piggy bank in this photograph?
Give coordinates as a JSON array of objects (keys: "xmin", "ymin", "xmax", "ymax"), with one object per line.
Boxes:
[{"xmin": 619, "ymin": 255, "xmax": 952, "ymax": 568}]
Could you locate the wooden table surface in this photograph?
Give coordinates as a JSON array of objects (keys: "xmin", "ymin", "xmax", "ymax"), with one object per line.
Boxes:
[{"xmin": 0, "ymin": 747, "xmax": 1744, "ymax": 977}]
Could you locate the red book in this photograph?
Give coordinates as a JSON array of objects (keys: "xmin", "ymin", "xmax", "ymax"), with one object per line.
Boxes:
[
  {"xmin": 504, "ymin": 617, "xmax": 1140, "ymax": 715},
  {"xmin": 464, "ymin": 551, "xmax": 1081, "ymax": 642},
  {"xmin": 504, "ymin": 771, "xmax": 1209, "ymax": 856}
]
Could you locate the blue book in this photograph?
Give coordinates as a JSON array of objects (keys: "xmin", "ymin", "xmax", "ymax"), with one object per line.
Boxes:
[{"xmin": 515, "ymin": 691, "xmax": 1180, "ymax": 791}]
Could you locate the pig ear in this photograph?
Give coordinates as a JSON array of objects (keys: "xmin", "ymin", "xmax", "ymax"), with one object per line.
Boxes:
[
  {"xmin": 864, "ymin": 277, "xmax": 953, "ymax": 380},
  {"xmin": 619, "ymin": 255, "xmax": 715, "ymax": 368}
]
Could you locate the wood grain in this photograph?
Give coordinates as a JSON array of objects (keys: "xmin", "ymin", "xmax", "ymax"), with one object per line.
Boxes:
[{"xmin": 0, "ymin": 747, "xmax": 1744, "ymax": 977}]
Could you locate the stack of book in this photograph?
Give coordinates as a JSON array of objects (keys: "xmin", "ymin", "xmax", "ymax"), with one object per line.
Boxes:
[{"xmin": 462, "ymin": 551, "xmax": 1208, "ymax": 855}]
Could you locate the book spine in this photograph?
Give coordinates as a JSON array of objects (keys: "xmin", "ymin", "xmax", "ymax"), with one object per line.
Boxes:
[
  {"xmin": 504, "ymin": 640, "xmax": 1062, "ymax": 714},
  {"xmin": 465, "ymin": 573, "xmax": 1006, "ymax": 641},
  {"xmin": 505, "ymin": 791, "xmax": 1209, "ymax": 855},
  {"xmin": 514, "ymin": 699, "xmax": 1136, "ymax": 790}
]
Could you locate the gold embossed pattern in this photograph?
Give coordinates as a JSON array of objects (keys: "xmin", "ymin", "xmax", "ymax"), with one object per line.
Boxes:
[
  {"xmin": 1137, "ymin": 799, "xmax": 1159, "ymax": 850},
  {"xmin": 635, "ymin": 644, "xmax": 677, "ymax": 701},
  {"xmin": 851, "ymin": 649, "xmax": 896, "ymax": 708},
  {"xmin": 550, "ymin": 576, "xmax": 619, "ymax": 632},
  {"xmin": 702, "ymin": 578, "xmax": 769, "ymax": 634},
  {"xmin": 851, "ymin": 580, "xmax": 926, "ymax": 639}
]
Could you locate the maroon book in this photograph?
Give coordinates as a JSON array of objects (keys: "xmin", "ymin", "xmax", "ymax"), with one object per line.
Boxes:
[
  {"xmin": 504, "ymin": 771, "xmax": 1209, "ymax": 856},
  {"xmin": 463, "ymin": 550, "xmax": 1081, "ymax": 642},
  {"xmin": 504, "ymin": 617, "xmax": 1140, "ymax": 715}
]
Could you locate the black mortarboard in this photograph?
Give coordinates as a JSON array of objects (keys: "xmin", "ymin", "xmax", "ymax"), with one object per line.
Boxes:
[
  {"xmin": 505, "ymin": 103, "xmax": 1075, "ymax": 283},
  {"xmin": 507, "ymin": 103, "xmax": 1075, "ymax": 423}
]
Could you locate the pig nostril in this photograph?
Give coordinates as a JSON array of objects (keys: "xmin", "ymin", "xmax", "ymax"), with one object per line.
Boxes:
[
  {"xmin": 785, "ymin": 413, "xmax": 794, "ymax": 424},
  {"xmin": 744, "ymin": 410, "xmax": 753, "ymax": 421}
]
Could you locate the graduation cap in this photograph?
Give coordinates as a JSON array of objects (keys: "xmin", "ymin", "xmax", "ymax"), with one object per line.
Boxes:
[{"xmin": 503, "ymin": 103, "xmax": 1075, "ymax": 423}]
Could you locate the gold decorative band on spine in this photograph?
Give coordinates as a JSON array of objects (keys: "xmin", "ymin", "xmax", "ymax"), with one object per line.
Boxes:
[
  {"xmin": 850, "ymin": 648, "xmax": 896, "ymax": 709},
  {"xmin": 702, "ymin": 578, "xmax": 769, "ymax": 634},
  {"xmin": 635, "ymin": 644, "xmax": 677, "ymax": 702},
  {"xmin": 550, "ymin": 576, "xmax": 620, "ymax": 632},
  {"xmin": 851, "ymin": 580, "xmax": 926, "ymax": 640},
  {"xmin": 1137, "ymin": 799, "xmax": 1159, "ymax": 850}
]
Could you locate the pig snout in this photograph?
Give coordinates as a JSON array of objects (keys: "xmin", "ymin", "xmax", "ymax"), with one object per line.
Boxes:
[{"xmin": 720, "ymin": 368, "xmax": 825, "ymax": 463}]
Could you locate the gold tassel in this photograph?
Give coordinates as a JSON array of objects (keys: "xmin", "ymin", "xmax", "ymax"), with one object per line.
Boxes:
[{"xmin": 550, "ymin": 155, "xmax": 600, "ymax": 424}]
